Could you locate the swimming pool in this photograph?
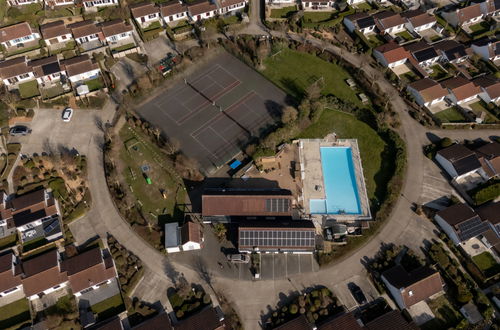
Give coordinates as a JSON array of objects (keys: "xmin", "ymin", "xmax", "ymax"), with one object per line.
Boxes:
[{"xmin": 310, "ymin": 147, "xmax": 361, "ymax": 214}]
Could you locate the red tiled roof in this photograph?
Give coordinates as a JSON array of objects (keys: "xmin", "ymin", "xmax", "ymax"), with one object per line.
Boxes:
[
  {"xmin": 408, "ymin": 78, "xmax": 448, "ymax": 102},
  {"xmin": 374, "ymin": 42, "xmax": 409, "ymax": 64},
  {"xmin": 0, "ymin": 22, "xmax": 35, "ymax": 43},
  {"xmin": 160, "ymin": 1, "xmax": 188, "ymax": 17},
  {"xmin": 441, "ymin": 76, "xmax": 481, "ymax": 101},
  {"xmin": 130, "ymin": 2, "xmax": 160, "ymax": 18},
  {"xmin": 457, "ymin": 3, "xmax": 483, "ymax": 24},
  {"xmin": 188, "ymin": 0, "xmax": 218, "ymax": 16}
]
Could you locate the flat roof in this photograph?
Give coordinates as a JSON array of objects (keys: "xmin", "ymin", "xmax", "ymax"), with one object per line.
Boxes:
[
  {"xmin": 164, "ymin": 222, "xmax": 180, "ymax": 248},
  {"xmin": 202, "ymin": 192, "xmax": 292, "ymax": 217}
]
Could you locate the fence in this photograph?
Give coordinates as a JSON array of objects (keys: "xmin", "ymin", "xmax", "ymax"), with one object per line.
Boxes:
[{"xmin": 112, "ymin": 46, "xmax": 142, "ymax": 59}]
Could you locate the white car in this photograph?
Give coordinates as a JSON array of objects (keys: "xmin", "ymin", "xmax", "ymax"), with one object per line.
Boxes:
[{"xmin": 62, "ymin": 108, "xmax": 73, "ymax": 122}]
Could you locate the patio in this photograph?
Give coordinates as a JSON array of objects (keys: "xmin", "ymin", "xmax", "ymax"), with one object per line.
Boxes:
[
  {"xmin": 392, "ymin": 63, "xmax": 413, "ymax": 76},
  {"xmin": 40, "ymin": 81, "xmax": 71, "ymax": 99},
  {"xmin": 455, "ymin": 172, "xmax": 485, "ymax": 191},
  {"xmin": 80, "ymin": 39, "xmax": 104, "ymax": 52},
  {"xmin": 462, "ymin": 237, "xmax": 490, "ymax": 258},
  {"xmin": 108, "ymin": 36, "xmax": 136, "ymax": 50}
]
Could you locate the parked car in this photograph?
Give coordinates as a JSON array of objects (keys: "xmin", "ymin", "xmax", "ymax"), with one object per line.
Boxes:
[
  {"xmin": 62, "ymin": 108, "xmax": 73, "ymax": 122},
  {"xmin": 9, "ymin": 125, "xmax": 31, "ymax": 136},
  {"xmin": 227, "ymin": 254, "xmax": 250, "ymax": 263},
  {"xmin": 348, "ymin": 283, "xmax": 367, "ymax": 305}
]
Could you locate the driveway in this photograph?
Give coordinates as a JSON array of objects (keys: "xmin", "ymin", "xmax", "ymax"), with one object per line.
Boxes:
[
  {"xmin": 109, "ymin": 58, "xmax": 148, "ymax": 93},
  {"xmin": 331, "ymin": 274, "xmax": 379, "ymax": 311},
  {"xmin": 260, "ymin": 253, "xmax": 318, "ymax": 280},
  {"xmin": 142, "ymin": 35, "xmax": 176, "ymax": 65}
]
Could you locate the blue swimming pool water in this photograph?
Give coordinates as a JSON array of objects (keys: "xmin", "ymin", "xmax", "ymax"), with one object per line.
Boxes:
[{"xmin": 310, "ymin": 147, "xmax": 361, "ymax": 214}]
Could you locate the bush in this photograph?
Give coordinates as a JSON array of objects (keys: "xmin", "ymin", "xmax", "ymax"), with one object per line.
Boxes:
[
  {"xmin": 469, "ymin": 180, "xmax": 500, "ymax": 205},
  {"xmin": 440, "ymin": 137, "xmax": 453, "ymax": 148}
]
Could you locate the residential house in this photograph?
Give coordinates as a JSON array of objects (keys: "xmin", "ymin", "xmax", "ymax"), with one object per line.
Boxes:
[
  {"xmin": 344, "ymin": 12, "xmax": 377, "ymax": 35},
  {"xmin": 202, "ymin": 189, "xmax": 293, "ymax": 222},
  {"xmin": 20, "ymin": 249, "xmax": 68, "ymax": 301},
  {"xmin": 165, "ymin": 222, "xmax": 181, "ymax": 253},
  {"xmin": 187, "ymin": 0, "xmax": 218, "ymax": 22},
  {"xmin": 301, "ymin": 0, "xmax": 335, "ymax": 11},
  {"xmin": 471, "ymin": 38, "xmax": 500, "ymax": 63},
  {"xmin": 275, "ymin": 315, "xmax": 313, "ymax": 330},
  {"xmin": 434, "ymin": 203, "xmax": 491, "ymax": 245},
  {"xmin": 405, "ymin": 41, "xmax": 440, "ymax": 67},
  {"xmin": 434, "ymin": 40, "xmax": 468, "ymax": 63},
  {"xmin": 401, "ymin": 9, "xmax": 436, "ymax": 34},
  {"xmin": 381, "ymin": 265, "xmax": 443, "ymax": 310},
  {"xmin": 160, "ymin": 1, "xmax": 189, "ymax": 26},
  {"xmin": 40, "ymin": 20, "xmax": 73, "ymax": 50},
  {"xmin": 132, "ymin": 312, "xmax": 173, "ymax": 330},
  {"xmin": 364, "ymin": 310, "xmax": 419, "ymax": 330},
  {"xmin": 174, "ymin": 306, "xmax": 225, "ymax": 330},
  {"xmin": 68, "ymin": 20, "xmax": 104, "ymax": 50},
  {"xmin": 61, "ymin": 247, "xmax": 117, "ymax": 298},
  {"xmin": 99, "ymin": 19, "xmax": 134, "ymax": 47},
  {"xmin": 476, "ymin": 202, "xmax": 500, "ymax": 235},
  {"xmin": 442, "ymin": 3, "xmax": 483, "ymax": 27},
  {"xmin": 238, "ymin": 220, "xmax": 316, "ymax": 253},
  {"xmin": 130, "ymin": 2, "xmax": 161, "ymax": 28},
  {"xmin": 480, "ymin": 0, "xmax": 500, "ymax": 17},
  {"xmin": 373, "ymin": 42, "xmax": 409, "ymax": 68},
  {"xmin": 44, "ymin": 0, "xmax": 75, "ymax": 7},
  {"xmin": 0, "ymin": 192, "xmax": 16, "ymax": 239},
  {"xmin": 82, "ymin": 0, "xmax": 119, "ymax": 11},
  {"xmin": 474, "ymin": 75, "xmax": 500, "ymax": 104},
  {"xmin": 317, "ymin": 312, "xmax": 364, "ymax": 330},
  {"xmin": 7, "ymin": 0, "xmax": 41, "ymax": 6},
  {"xmin": 0, "ymin": 22, "xmax": 40, "ymax": 51},
  {"xmin": 181, "ymin": 221, "xmax": 203, "ymax": 251},
  {"xmin": 435, "ymin": 144, "xmax": 483, "ymax": 180},
  {"xmin": 474, "ymin": 142, "xmax": 500, "ymax": 180},
  {"xmin": 30, "ymin": 55, "xmax": 66, "ymax": 85},
  {"xmin": 407, "ymin": 78, "xmax": 448, "ymax": 109},
  {"xmin": 441, "ymin": 76, "xmax": 481, "ymax": 105},
  {"xmin": 10, "ymin": 189, "xmax": 62, "ymax": 244},
  {"xmin": 265, "ymin": 0, "xmax": 296, "ymax": 5},
  {"xmin": 373, "ymin": 11, "xmax": 406, "ymax": 36},
  {"xmin": 219, "ymin": 0, "xmax": 247, "ymax": 15},
  {"xmin": 346, "ymin": 0, "xmax": 367, "ymax": 5},
  {"xmin": 0, "ymin": 57, "xmax": 35, "ymax": 87},
  {"xmin": 92, "ymin": 317, "xmax": 125, "ymax": 330},
  {"xmin": 60, "ymin": 54, "xmax": 100, "ymax": 85},
  {"xmin": 0, "ymin": 251, "xmax": 23, "ymax": 300}
]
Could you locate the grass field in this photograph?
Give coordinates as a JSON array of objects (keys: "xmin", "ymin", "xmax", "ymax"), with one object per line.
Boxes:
[
  {"xmin": 85, "ymin": 78, "xmax": 104, "ymax": 91},
  {"xmin": 262, "ymin": 49, "xmax": 363, "ymax": 106},
  {"xmin": 119, "ymin": 125, "xmax": 186, "ymax": 225},
  {"xmin": 91, "ymin": 294, "xmax": 125, "ymax": 321},
  {"xmin": 422, "ymin": 295, "xmax": 464, "ymax": 330},
  {"xmin": 302, "ymin": 11, "xmax": 336, "ymax": 22},
  {"xmin": 469, "ymin": 102, "xmax": 497, "ymax": 123},
  {"xmin": 472, "ymin": 251, "xmax": 500, "ymax": 277},
  {"xmin": 0, "ymin": 298, "xmax": 31, "ymax": 329},
  {"xmin": 434, "ymin": 107, "xmax": 467, "ymax": 123},
  {"xmin": 395, "ymin": 30, "xmax": 414, "ymax": 41},
  {"xmin": 269, "ymin": 6, "xmax": 297, "ymax": 19},
  {"xmin": 18, "ymin": 80, "xmax": 40, "ymax": 99},
  {"xmin": 298, "ymin": 109, "xmax": 385, "ymax": 200}
]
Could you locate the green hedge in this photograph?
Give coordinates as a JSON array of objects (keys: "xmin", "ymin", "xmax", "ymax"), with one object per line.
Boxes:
[{"xmin": 470, "ymin": 180, "xmax": 500, "ymax": 205}]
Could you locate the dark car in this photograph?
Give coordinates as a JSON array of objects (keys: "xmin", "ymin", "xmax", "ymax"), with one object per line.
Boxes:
[
  {"xmin": 9, "ymin": 125, "xmax": 31, "ymax": 136},
  {"xmin": 348, "ymin": 283, "xmax": 367, "ymax": 305}
]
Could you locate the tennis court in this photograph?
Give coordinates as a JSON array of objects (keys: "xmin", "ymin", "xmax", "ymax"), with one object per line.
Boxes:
[{"xmin": 136, "ymin": 51, "xmax": 288, "ymax": 174}]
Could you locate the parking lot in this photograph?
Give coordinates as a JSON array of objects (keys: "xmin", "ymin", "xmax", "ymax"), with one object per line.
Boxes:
[
  {"xmin": 260, "ymin": 253, "xmax": 318, "ymax": 280},
  {"xmin": 135, "ymin": 51, "xmax": 288, "ymax": 173},
  {"xmin": 330, "ymin": 274, "xmax": 380, "ymax": 311}
]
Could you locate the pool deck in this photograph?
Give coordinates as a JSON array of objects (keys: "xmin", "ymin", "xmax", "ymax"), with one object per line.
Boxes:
[{"xmin": 298, "ymin": 135, "xmax": 371, "ymax": 222}]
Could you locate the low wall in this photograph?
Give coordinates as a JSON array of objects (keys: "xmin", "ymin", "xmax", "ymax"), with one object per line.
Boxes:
[{"xmin": 112, "ymin": 46, "xmax": 141, "ymax": 58}]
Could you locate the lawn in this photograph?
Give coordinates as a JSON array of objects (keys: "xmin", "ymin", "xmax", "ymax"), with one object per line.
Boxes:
[
  {"xmin": 0, "ymin": 298, "xmax": 31, "ymax": 329},
  {"xmin": 429, "ymin": 64, "xmax": 449, "ymax": 80},
  {"xmin": 119, "ymin": 125, "xmax": 186, "ymax": 225},
  {"xmin": 91, "ymin": 294, "xmax": 125, "ymax": 321},
  {"xmin": 401, "ymin": 71, "xmax": 419, "ymax": 83},
  {"xmin": 269, "ymin": 5, "xmax": 297, "ymax": 19},
  {"xmin": 18, "ymin": 80, "xmax": 40, "ymax": 99},
  {"xmin": 472, "ymin": 251, "xmax": 500, "ymax": 277},
  {"xmin": 468, "ymin": 21, "xmax": 493, "ymax": 39},
  {"xmin": 422, "ymin": 295, "xmax": 464, "ymax": 330},
  {"xmin": 0, "ymin": 233, "xmax": 17, "ymax": 250},
  {"xmin": 85, "ymin": 78, "xmax": 104, "ymax": 91},
  {"xmin": 367, "ymin": 34, "xmax": 385, "ymax": 47},
  {"xmin": 469, "ymin": 101, "xmax": 497, "ymax": 123},
  {"xmin": 261, "ymin": 49, "xmax": 363, "ymax": 106},
  {"xmin": 142, "ymin": 20, "xmax": 162, "ymax": 32},
  {"xmin": 395, "ymin": 30, "xmax": 414, "ymax": 41},
  {"xmin": 354, "ymin": 2, "xmax": 373, "ymax": 11},
  {"xmin": 298, "ymin": 109, "xmax": 385, "ymax": 200},
  {"xmin": 111, "ymin": 43, "xmax": 136, "ymax": 53},
  {"xmin": 434, "ymin": 107, "xmax": 467, "ymax": 123},
  {"xmin": 303, "ymin": 11, "xmax": 336, "ymax": 22}
]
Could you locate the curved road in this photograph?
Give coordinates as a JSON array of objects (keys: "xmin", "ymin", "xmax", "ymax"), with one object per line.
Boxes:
[{"xmin": 61, "ymin": 4, "xmax": 500, "ymax": 329}]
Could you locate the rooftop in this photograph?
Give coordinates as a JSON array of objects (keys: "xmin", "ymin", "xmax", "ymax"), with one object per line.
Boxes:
[{"xmin": 0, "ymin": 22, "xmax": 35, "ymax": 43}]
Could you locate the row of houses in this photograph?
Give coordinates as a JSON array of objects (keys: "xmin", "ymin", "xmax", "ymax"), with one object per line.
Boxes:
[
  {"xmin": 130, "ymin": 0, "xmax": 247, "ymax": 28},
  {"xmin": 7, "ymin": 0, "xmax": 119, "ymax": 11},
  {"xmin": 441, "ymin": 0, "xmax": 499, "ymax": 28}
]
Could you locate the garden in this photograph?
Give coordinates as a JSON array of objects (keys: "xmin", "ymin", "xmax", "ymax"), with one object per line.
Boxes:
[
  {"xmin": 472, "ymin": 251, "xmax": 500, "ymax": 279},
  {"xmin": 468, "ymin": 179, "xmax": 500, "ymax": 206},
  {"xmin": 0, "ymin": 298, "xmax": 31, "ymax": 329},
  {"xmin": 421, "ymin": 294, "xmax": 466, "ymax": 330},
  {"xmin": 43, "ymin": 295, "xmax": 80, "ymax": 329},
  {"xmin": 269, "ymin": 6, "xmax": 298, "ymax": 19},
  {"xmin": 263, "ymin": 287, "xmax": 342, "ymax": 328},
  {"xmin": 91, "ymin": 294, "xmax": 125, "ymax": 321},
  {"xmin": 18, "ymin": 80, "xmax": 40, "ymax": 99},
  {"xmin": 168, "ymin": 284, "xmax": 212, "ymax": 320},
  {"xmin": 107, "ymin": 235, "xmax": 144, "ymax": 297},
  {"xmin": 434, "ymin": 107, "xmax": 467, "ymax": 123}
]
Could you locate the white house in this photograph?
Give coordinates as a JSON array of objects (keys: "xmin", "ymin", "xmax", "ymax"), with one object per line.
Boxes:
[
  {"xmin": 0, "ymin": 22, "xmax": 40, "ymax": 50},
  {"xmin": 180, "ymin": 221, "xmax": 203, "ymax": 251},
  {"xmin": 434, "ymin": 40, "xmax": 468, "ymax": 64},
  {"xmin": 7, "ymin": 0, "xmax": 41, "ymax": 6},
  {"xmin": 266, "ymin": 0, "xmax": 296, "ymax": 5},
  {"xmin": 165, "ymin": 222, "xmax": 181, "ymax": 253},
  {"xmin": 373, "ymin": 11, "xmax": 406, "ymax": 36},
  {"xmin": 346, "ymin": 0, "xmax": 366, "ymax": 5},
  {"xmin": 406, "ymin": 42, "xmax": 441, "ymax": 67},
  {"xmin": 480, "ymin": 0, "xmax": 500, "ymax": 16},
  {"xmin": 188, "ymin": 0, "xmax": 218, "ymax": 22},
  {"xmin": 301, "ymin": 0, "xmax": 334, "ymax": 11},
  {"xmin": 381, "ymin": 265, "xmax": 443, "ymax": 310},
  {"xmin": 0, "ymin": 57, "xmax": 35, "ymax": 87},
  {"xmin": 99, "ymin": 19, "xmax": 134, "ymax": 45},
  {"xmin": 407, "ymin": 78, "xmax": 448, "ymax": 109},
  {"xmin": 434, "ymin": 203, "xmax": 491, "ymax": 245},
  {"xmin": 130, "ymin": 2, "xmax": 161, "ymax": 28},
  {"xmin": 60, "ymin": 54, "xmax": 101, "ymax": 84},
  {"xmin": 219, "ymin": 0, "xmax": 247, "ymax": 15},
  {"xmin": 40, "ymin": 20, "xmax": 73, "ymax": 49},
  {"xmin": 82, "ymin": 0, "xmax": 119, "ymax": 10},
  {"xmin": 401, "ymin": 9, "xmax": 436, "ymax": 34},
  {"xmin": 474, "ymin": 75, "xmax": 500, "ymax": 104},
  {"xmin": 30, "ymin": 56, "xmax": 66, "ymax": 85},
  {"xmin": 160, "ymin": 1, "xmax": 189, "ymax": 25},
  {"xmin": 0, "ymin": 252, "xmax": 24, "ymax": 301},
  {"xmin": 435, "ymin": 144, "xmax": 483, "ymax": 180},
  {"xmin": 471, "ymin": 39, "xmax": 500, "ymax": 63},
  {"xmin": 373, "ymin": 42, "xmax": 409, "ymax": 68},
  {"xmin": 441, "ymin": 76, "xmax": 481, "ymax": 105},
  {"xmin": 44, "ymin": 0, "xmax": 75, "ymax": 7},
  {"xmin": 344, "ymin": 12, "xmax": 376, "ymax": 35},
  {"xmin": 442, "ymin": 3, "xmax": 483, "ymax": 27},
  {"xmin": 68, "ymin": 20, "xmax": 103, "ymax": 45}
]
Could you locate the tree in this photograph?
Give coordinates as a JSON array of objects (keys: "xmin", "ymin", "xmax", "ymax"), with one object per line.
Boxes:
[
  {"xmin": 281, "ymin": 106, "xmax": 298, "ymax": 124},
  {"xmin": 456, "ymin": 284, "xmax": 473, "ymax": 303},
  {"xmin": 306, "ymin": 80, "xmax": 323, "ymax": 100},
  {"xmin": 213, "ymin": 222, "xmax": 227, "ymax": 241},
  {"xmin": 440, "ymin": 137, "xmax": 453, "ymax": 148}
]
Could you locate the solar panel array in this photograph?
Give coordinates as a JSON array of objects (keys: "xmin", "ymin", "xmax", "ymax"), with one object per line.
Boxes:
[
  {"xmin": 239, "ymin": 229, "xmax": 315, "ymax": 249},
  {"xmin": 457, "ymin": 217, "xmax": 490, "ymax": 241},
  {"xmin": 265, "ymin": 198, "xmax": 290, "ymax": 213}
]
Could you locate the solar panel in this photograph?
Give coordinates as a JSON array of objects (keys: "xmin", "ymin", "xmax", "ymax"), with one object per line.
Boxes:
[
  {"xmin": 265, "ymin": 198, "xmax": 290, "ymax": 213},
  {"xmin": 239, "ymin": 228, "xmax": 315, "ymax": 249},
  {"xmin": 457, "ymin": 218, "xmax": 489, "ymax": 241}
]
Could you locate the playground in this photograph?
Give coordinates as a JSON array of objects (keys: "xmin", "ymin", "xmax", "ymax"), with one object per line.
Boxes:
[
  {"xmin": 135, "ymin": 51, "xmax": 288, "ymax": 174},
  {"xmin": 119, "ymin": 125, "xmax": 186, "ymax": 225}
]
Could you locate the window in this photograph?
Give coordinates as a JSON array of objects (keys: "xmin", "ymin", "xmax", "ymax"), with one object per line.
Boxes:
[
  {"xmin": 148, "ymin": 14, "xmax": 156, "ymax": 19},
  {"xmin": 61, "ymin": 35, "xmax": 67, "ymax": 40},
  {"xmin": 120, "ymin": 33, "xmax": 127, "ymax": 37},
  {"xmin": 206, "ymin": 12, "xmax": 209, "ymax": 16},
  {"xmin": 8, "ymin": 77, "xmax": 18, "ymax": 84},
  {"xmin": 408, "ymin": 290, "xmax": 414, "ymax": 296},
  {"xmin": 19, "ymin": 73, "xmax": 30, "ymax": 79}
]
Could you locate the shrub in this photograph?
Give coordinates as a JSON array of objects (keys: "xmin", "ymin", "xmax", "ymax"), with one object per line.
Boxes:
[
  {"xmin": 440, "ymin": 137, "xmax": 453, "ymax": 148},
  {"xmin": 289, "ymin": 304, "xmax": 298, "ymax": 314},
  {"xmin": 469, "ymin": 180, "xmax": 500, "ymax": 205}
]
